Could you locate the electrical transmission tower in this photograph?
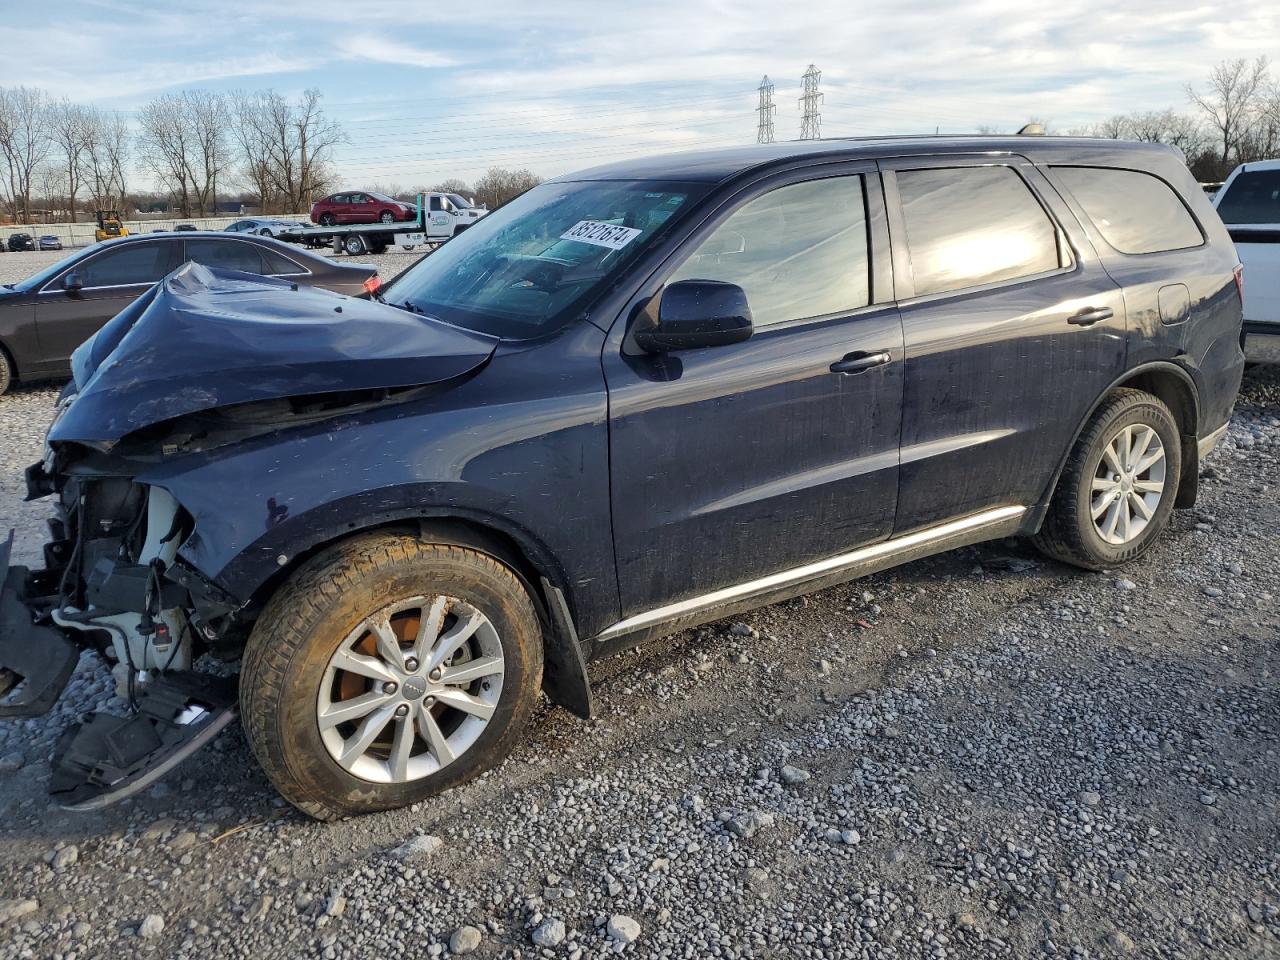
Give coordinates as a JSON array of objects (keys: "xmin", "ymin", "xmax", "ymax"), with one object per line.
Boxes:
[
  {"xmin": 756, "ymin": 75, "xmax": 776, "ymax": 143},
  {"xmin": 798, "ymin": 64, "xmax": 823, "ymax": 140}
]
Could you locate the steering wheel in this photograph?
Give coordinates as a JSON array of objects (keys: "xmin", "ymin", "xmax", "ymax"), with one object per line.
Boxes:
[{"xmin": 505, "ymin": 257, "xmax": 565, "ymax": 293}]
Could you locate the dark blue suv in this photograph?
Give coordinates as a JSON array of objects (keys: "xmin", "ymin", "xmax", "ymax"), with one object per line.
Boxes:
[{"xmin": 1, "ymin": 136, "xmax": 1244, "ymax": 818}]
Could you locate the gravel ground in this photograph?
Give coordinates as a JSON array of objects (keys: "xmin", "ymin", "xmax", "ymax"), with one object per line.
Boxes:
[{"xmin": 0, "ymin": 246, "xmax": 1277, "ymax": 959}]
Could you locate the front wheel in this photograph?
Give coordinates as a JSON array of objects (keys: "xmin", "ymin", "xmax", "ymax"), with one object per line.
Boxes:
[
  {"xmin": 240, "ymin": 532, "xmax": 544, "ymax": 820},
  {"xmin": 379, "ymin": 211, "xmax": 395, "ymax": 223},
  {"xmin": 1034, "ymin": 388, "xmax": 1181, "ymax": 570},
  {"xmin": 0, "ymin": 348, "xmax": 13, "ymax": 395}
]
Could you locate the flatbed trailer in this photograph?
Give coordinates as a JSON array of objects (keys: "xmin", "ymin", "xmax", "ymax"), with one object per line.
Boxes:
[{"xmin": 278, "ymin": 192, "xmax": 486, "ymax": 256}]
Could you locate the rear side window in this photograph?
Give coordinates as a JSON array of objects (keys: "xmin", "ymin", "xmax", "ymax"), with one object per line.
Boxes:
[
  {"xmin": 259, "ymin": 247, "xmax": 307, "ymax": 275},
  {"xmin": 670, "ymin": 175, "xmax": 870, "ymax": 327},
  {"xmin": 186, "ymin": 238, "xmax": 265, "ymax": 274},
  {"xmin": 895, "ymin": 166, "xmax": 1062, "ymax": 297},
  {"xmin": 1052, "ymin": 166, "xmax": 1202, "ymax": 254},
  {"xmin": 1214, "ymin": 169, "xmax": 1280, "ymax": 225}
]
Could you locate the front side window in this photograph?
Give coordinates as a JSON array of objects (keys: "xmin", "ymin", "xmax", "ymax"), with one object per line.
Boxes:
[
  {"xmin": 382, "ymin": 179, "xmax": 705, "ymax": 340},
  {"xmin": 72, "ymin": 241, "xmax": 179, "ymax": 288},
  {"xmin": 670, "ymin": 176, "xmax": 870, "ymax": 327},
  {"xmin": 1213, "ymin": 168, "xmax": 1280, "ymax": 225},
  {"xmin": 1052, "ymin": 166, "xmax": 1203, "ymax": 253},
  {"xmin": 185, "ymin": 238, "xmax": 265, "ymax": 274},
  {"xmin": 897, "ymin": 166, "xmax": 1062, "ymax": 297}
]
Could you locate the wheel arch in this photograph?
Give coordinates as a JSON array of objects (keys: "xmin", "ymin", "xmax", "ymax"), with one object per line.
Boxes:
[
  {"xmin": 237, "ymin": 507, "xmax": 593, "ymax": 719},
  {"xmin": 1028, "ymin": 359, "xmax": 1202, "ymax": 531}
]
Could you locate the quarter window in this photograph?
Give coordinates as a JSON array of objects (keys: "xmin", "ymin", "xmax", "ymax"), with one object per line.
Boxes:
[
  {"xmin": 1052, "ymin": 166, "xmax": 1203, "ymax": 254},
  {"xmin": 896, "ymin": 166, "xmax": 1063, "ymax": 297},
  {"xmin": 73, "ymin": 242, "xmax": 179, "ymax": 288},
  {"xmin": 670, "ymin": 176, "xmax": 870, "ymax": 327}
]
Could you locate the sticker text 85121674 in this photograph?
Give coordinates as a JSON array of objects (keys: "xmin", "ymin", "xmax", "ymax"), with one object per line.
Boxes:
[{"xmin": 560, "ymin": 220, "xmax": 643, "ymax": 250}]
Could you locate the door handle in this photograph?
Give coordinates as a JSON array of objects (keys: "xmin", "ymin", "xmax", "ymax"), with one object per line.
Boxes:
[
  {"xmin": 1067, "ymin": 306, "xmax": 1114, "ymax": 326},
  {"xmin": 830, "ymin": 351, "xmax": 892, "ymax": 374}
]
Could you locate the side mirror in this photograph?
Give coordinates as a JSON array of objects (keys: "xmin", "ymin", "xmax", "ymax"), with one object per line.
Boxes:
[
  {"xmin": 634, "ymin": 279, "xmax": 753, "ymax": 353},
  {"xmin": 63, "ymin": 272, "xmax": 83, "ymax": 294}
]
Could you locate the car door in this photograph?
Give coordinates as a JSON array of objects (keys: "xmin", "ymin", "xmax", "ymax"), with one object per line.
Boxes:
[
  {"xmin": 347, "ymin": 193, "xmax": 373, "ymax": 223},
  {"xmin": 880, "ymin": 156, "xmax": 1127, "ymax": 532},
  {"xmin": 34, "ymin": 239, "xmax": 182, "ymax": 367},
  {"xmin": 603, "ymin": 167, "xmax": 904, "ymax": 616}
]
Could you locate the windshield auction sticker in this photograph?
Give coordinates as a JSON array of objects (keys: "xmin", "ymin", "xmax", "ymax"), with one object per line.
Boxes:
[{"xmin": 560, "ymin": 220, "xmax": 643, "ymax": 250}]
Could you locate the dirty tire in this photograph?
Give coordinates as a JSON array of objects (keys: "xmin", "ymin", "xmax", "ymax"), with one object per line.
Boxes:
[
  {"xmin": 0, "ymin": 347, "xmax": 12, "ymax": 396},
  {"xmin": 239, "ymin": 531, "xmax": 543, "ymax": 820},
  {"xmin": 1034, "ymin": 388, "xmax": 1181, "ymax": 570}
]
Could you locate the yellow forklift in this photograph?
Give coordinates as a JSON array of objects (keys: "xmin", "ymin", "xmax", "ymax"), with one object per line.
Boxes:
[{"xmin": 94, "ymin": 210, "xmax": 128, "ymax": 242}]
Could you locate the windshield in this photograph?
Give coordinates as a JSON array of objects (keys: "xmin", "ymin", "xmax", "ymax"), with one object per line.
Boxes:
[
  {"xmin": 1216, "ymin": 170, "xmax": 1280, "ymax": 225},
  {"xmin": 382, "ymin": 179, "xmax": 704, "ymax": 339},
  {"xmin": 369, "ymin": 192, "xmax": 397, "ymax": 203},
  {"xmin": 448, "ymin": 194, "xmax": 472, "ymax": 209}
]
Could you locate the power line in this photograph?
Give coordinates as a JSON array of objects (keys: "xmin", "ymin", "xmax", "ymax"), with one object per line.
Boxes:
[
  {"xmin": 756, "ymin": 75, "xmax": 776, "ymax": 144},
  {"xmin": 799, "ymin": 64, "xmax": 823, "ymax": 140}
]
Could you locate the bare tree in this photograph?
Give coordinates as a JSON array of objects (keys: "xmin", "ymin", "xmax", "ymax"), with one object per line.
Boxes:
[
  {"xmin": 472, "ymin": 167, "xmax": 542, "ymax": 210},
  {"xmin": 187, "ymin": 90, "xmax": 231, "ymax": 215},
  {"xmin": 137, "ymin": 91, "xmax": 231, "ymax": 217},
  {"xmin": 0, "ymin": 86, "xmax": 52, "ymax": 223},
  {"xmin": 48, "ymin": 99, "xmax": 90, "ymax": 221},
  {"xmin": 429, "ymin": 178, "xmax": 474, "ymax": 198},
  {"xmin": 230, "ymin": 88, "xmax": 343, "ymax": 213},
  {"xmin": 1187, "ymin": 57, "xmax": 1271, "ymax": 170},
  {"xmin": 137, "ymin": 93, "xmax": 197, "ymax": 216},
  {"xmin": 81, "ymin": 108, "xmax": 129, "ymax": 213}
]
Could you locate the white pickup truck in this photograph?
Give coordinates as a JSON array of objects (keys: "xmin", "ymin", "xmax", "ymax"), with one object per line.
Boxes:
[{"xmin": 1214, "ymin": 159, "xmax": 1280, "ymax": 362}]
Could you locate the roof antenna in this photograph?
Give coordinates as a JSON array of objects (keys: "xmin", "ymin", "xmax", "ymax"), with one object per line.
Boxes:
[{"xmin": 1017, "ymin": 122, "xmax": 1046, "ymax": 136}]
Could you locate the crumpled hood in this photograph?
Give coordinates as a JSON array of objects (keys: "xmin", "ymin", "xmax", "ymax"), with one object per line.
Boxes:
[{"xmin": 51, "ymin": 262, "xmax": 497, "ymax": 443}]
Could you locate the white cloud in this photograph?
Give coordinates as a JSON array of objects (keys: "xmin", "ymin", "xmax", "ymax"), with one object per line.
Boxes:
[{"xmin": 333, "ymin": 36, "xmax": 459, "ymax": 70}]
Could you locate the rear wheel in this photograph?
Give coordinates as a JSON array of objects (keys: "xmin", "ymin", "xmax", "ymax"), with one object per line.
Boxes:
[
  {"xmin": 1034, "ymin": 388, "xmax": 1181, "ymax": 570},
  {"xmin": 343, "ymin": 234, "xmax": 366, "ymax": 256},
  {"xmin": 0, "ymin": 348, "xmax": 13, "ymax": 396},
  {"xmin": 319, "ymin": 213, "xmax": 336, "ymax": 227},
  {"xmin": 239, "ymin": 532, "xmax": 543, "ymax": 820}
]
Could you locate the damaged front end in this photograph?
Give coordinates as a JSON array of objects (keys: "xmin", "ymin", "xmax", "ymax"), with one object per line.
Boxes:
[
  {"xmin": 1, "ymin": 262, "xmax": 497, "ymax": 808},
  {"xmin": 3, "ymin": 461, "xmax": 239, "ymax": 809}
]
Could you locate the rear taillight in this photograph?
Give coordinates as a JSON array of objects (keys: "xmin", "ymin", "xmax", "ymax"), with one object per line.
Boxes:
[
  {"xmin": 363, "ymin": 274, "xmax": 381, "ymax": 296},
  {"xmin": 1233, "ymin": 263, "xmax": 1245, "ymax": 304}
]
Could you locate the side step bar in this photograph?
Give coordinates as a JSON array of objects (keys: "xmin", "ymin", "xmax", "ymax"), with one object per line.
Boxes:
[{"xmin": 590, "ymin": 505, "xmax": 1028, "ymax": 651}]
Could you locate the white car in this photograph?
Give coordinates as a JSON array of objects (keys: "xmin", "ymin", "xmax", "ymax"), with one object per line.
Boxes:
[{"xmin": 1214, "ymin": 159, "xmax": 1280, "ymax": 361}]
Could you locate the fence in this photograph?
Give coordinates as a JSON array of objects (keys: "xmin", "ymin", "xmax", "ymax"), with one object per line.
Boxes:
[{"xmin": 1, "ymin": 215, "xmax": 310, "ymax": 250}]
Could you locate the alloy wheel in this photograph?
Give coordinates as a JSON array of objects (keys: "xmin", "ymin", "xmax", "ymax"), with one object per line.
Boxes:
[
  {"xmin": 316, "ymin": 595, "xmax": 505, "ymax": 783},
  {"xmin": 1090, "ymin": 424, "xmax": 1166, "ymax": 545}
]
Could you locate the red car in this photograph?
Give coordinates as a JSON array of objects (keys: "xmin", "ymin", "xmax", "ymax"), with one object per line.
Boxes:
[{"xmin": 310, "ymin": 191, "xmax": 417, "ymax": 226}]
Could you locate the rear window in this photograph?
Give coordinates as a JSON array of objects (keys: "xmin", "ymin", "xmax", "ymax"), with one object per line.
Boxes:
[
  {"xmin": 1215, "ymin": 169, "xmax": 1280, "ymax": 225},
  {"xmin": 896, "ymin": 165, "xmax": 1063, "ymax": 297},
  {"xmin": 1052, "ymin": 167, "xmax": 1202, "ymax": 254}
]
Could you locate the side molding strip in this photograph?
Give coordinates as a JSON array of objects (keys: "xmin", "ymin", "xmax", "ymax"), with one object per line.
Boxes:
[{"xmin": 593, "ymin": 505, "xmax": 1027, "ymax": 643}]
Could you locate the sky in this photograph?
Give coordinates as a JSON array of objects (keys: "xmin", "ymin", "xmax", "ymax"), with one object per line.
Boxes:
[{"xmin": 6, "ymin": 0, "xmax": 1279, "ymax": 192}]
